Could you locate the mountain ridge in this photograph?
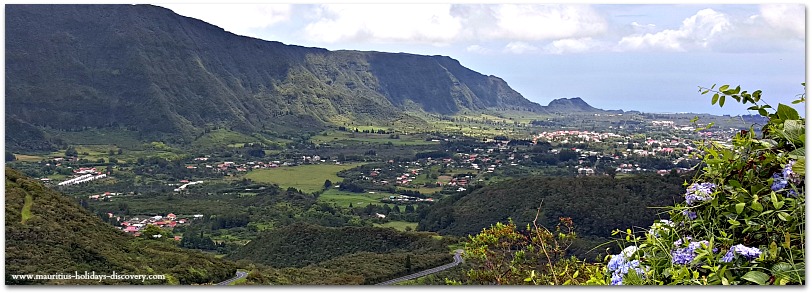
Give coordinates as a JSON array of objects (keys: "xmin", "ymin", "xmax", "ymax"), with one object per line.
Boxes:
[{"xmin": 5, "ymin": 4, "xmax": 543, "ymax": 150}]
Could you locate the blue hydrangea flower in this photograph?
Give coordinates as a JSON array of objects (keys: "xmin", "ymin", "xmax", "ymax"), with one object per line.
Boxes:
[
  {"xmin": 772, "ymin": 160, "xmax": 802, "ymax": 197},
  {"xmin": 611, "ymin": 273, "xmax": 623, "ymax": 285},
  {"xmin": 771, "ymin": 173, "xmax": 788, "ymax": 191},
  {"xmin": 783, "ymin": 160, "xmax": 797, "ymax": 183},
  {"xmin": 685, "ymin": 182, "xmax": 715, "ymax": 205},
  {"xmin": 606, "ymin": 246, "xmax": 645, "ymax": 285},
  {"xmin": 720, "ymin": 244, "xmax": 762, "ymax": 263},
  {"xmin": 721, "ymin": 249, "xmax": 735, "ymax": 263},
  {"xmin": 671, "ymin": 240, "xmax": 710, "ymax": 265},
  {"xmin": 682, "ymin": 210, "xmax": 697, "ymax": 220}
]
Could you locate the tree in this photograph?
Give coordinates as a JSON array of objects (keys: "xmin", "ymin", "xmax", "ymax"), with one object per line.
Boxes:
[
  {"xmin": 65, "ymin": 146, "xmax": 78, "ymax": 157},
  {"xmin": 323, "ymin": 179, "xmax": 333, "ymax": 190},
  {"xmin": 5, "ymin": 151, "xmax": 15, "ymax": 162},
  {"xmin": 460, "ymin": 217, "xmax": 597, "ymax": 285},
  {"xmin": 405, "ymin": 254, "xmax": 412, "ymax": 273}
]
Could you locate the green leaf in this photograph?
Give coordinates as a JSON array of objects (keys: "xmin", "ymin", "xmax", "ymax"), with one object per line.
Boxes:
[
  {"xmin": 769, "ymin": 242, "xmax": 779, "ymax": 260},
  {"xmin": 777, "ymin": 212, "xmax": 791, "ymax": 221},
  {"xmin": 735, "ymin": 202, "xmax": 745, "ymax": 214},
  {"xmin": 712, "ymin": 93, "xmax": 719, "ymax": 105},
  {"xmin": 719, "ymin": 96, "xmax": 726, "ymax": 107},
  {"xmin": 771, "ymin": 192, "xmax": 784, "ymax": 209},
  {"xmin": 742, "ymin": 271, "xmax": 770, "ymax": 285},
  {"xmin": 750, "ymin": 201, "xmax": 763, "ymax": 212},
  {"xmin": 719, "ymin": 84, "xmax": 729, "ymax": 91},
  {"xmin": 777, "ymin": 103, "xmax": 800, "ymax": 121},
  {"xmin": 791, "ymin": 158, "xmax": 805, "ymax": 177}
]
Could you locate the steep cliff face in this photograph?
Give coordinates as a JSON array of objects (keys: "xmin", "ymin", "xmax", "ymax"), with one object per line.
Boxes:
[{"xmin": 6, "ymin": 4, "xmax": 542, "ymax": 146}]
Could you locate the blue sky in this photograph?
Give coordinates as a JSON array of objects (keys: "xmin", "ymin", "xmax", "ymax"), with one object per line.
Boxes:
[{"xmin": 157, "ymin": 3, "xmax": 806, "ymax": 116}]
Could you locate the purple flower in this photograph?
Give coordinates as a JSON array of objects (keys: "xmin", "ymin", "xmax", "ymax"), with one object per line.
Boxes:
[
  {"xmin": 671, "ymin": 240, "xmax": 710, "ymax": 265},
  {"xmin": 682, "ymin": 210, "xmax": 697, "ymax": 220},
  {"xmin": 772, "ymin": 160, "xmax": 802, "ymax": 197},
  {"xmin": 721, "ymin": 244, "xmax": 762, "ymax": 263},
  {"xmin": 721, "ymin": 249, "xmax": 735, "ymax": 263},
  {"xmin": 771, "ymin": 173, "xmax": 789, "ymax": 191},
  {"xmin": 607, "ymin": 246, "xmax": 645, "ymax": 285},
  {"xmin": 685, "ymin": 182, "xmax": 715, "ymax": 205},
  {"xmin": 783, "ymin": 160, "xmax": 798, "ymax": 183},
  {"xmin": 611, "ymin": 273, "xmax": 623, "ymax": 285}
]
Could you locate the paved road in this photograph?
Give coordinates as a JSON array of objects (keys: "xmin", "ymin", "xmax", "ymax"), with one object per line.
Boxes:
[
  {"xmin": 376, "ymin": 249, "xmax": 464, "ymax": 285},
  {"xmin": 216, "ymin": 270, "xmax": 248, "ymax": 286}
]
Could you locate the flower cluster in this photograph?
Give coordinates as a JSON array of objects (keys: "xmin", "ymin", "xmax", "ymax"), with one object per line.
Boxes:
[
  {"xmin": 771, "ymin": 160, "xmax": 801, "ymax": 196},
  {"xmin": 721, "ymin": 244, "xmax": 762, "ymax": 263},
  {"xmin": 684, "ymin": 182, "xmax": 716, "ymax": 205},
  {"xmin": 682, "ymin": 210, "xmax": 697, "ymax": 221},
  {"xmin": 671, "ymin": 239, "xmax": 714, "ymax": 265},
  {"xmin": 607, "ymin": 246, "xmax": 645, "ymax": 285}
]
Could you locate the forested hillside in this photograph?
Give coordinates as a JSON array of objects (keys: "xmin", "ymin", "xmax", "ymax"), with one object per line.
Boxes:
[
  {"xmin": 227, "ymin": 223, "xmax": 455, "ymax": 284},
  {"xmin": 5, "ymin": 168, "xmax": 236, "ymax": 285},
  {"xmin": 228, "ymin": 223, "xmax": 451, "ymax": 267},
  {"xmin": 418, "ymin": 174, "xmax": 686, "ymax": 240}
]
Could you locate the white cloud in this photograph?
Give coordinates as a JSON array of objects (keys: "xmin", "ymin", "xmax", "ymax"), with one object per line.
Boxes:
[
  {"xmin": 543, "ymin": 38, "xmax": 600, "ymax": 55},
  {"xmin": 503, "ymin": 42, "xmax": 538, "ymax": 54},
  {"xmin": 616, "ymin": 9, "xmax": 731, "ymax": 52},
  {"xmin": 159, "ymin": 4, "xmax": 292, "ymax": 37},
  {"xmin": 465, "ymin": 44, "xmax": 491, "ymax": 54},
  {"xmin": 301, "ymin": 4, "xmax": 608, "ymax": 47},
  {"xmin": 614, "ymin": 5, "xmax": 804, "ymax": 53},
  {"xmin": 486, "ymin": 4, "xmax": 608, "ymax": 41},
  {"xmin": 303, "ymin": 4, "xmax": 463, "ymax": 45},
  {"xmin": 757, "ymin": 4, "xmax": 805, "ymax": 39}
]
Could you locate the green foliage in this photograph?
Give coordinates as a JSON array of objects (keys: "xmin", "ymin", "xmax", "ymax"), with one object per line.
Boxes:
[
  {"xmin": 227, "ymin": 223, "xmax": 449, "ymax": 268},
  {"xmin": 418, "ymin": 174, "xmax": 685, "ymax": 250},
  {"xmin": 459, "ymin": 218, "xmax": 599, "ymax": 285},
  {"xmin": 609, "ymin": 84, "xmax": 806, "ymax": 285}
]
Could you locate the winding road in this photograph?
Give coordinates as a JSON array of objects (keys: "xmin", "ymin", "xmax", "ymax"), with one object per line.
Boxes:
[
  {"xmin": 216, "ymin": 270, "xmax": 248, "ymax": 286},
  {"xmin": 376, "ymin": 249, "xmax": 464, "ymax": 285}
]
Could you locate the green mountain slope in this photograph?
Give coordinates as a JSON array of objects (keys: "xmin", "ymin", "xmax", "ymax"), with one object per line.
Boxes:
[
  {"xmin": 6, "ymin": 4, "xmax": 543, "ymax": 150},
  {"xmin": 5, "ymin": 168, "xmax": 236, "ymax": 285}
]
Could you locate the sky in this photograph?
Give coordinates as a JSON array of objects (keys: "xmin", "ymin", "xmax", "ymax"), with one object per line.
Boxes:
[{"xmin": 154, "ymin": 2, "xmax": 806, "ymax": 116}]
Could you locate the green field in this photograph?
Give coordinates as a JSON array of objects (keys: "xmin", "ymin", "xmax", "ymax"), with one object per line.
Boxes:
[
  {"xmin": 318, "ymin": 189, "xmax": 393, "ymax": 207},
  {"xmin": 373, "ymin": 221, "xmax": 418, "ymax": 231},
  {"xmin": 311, "ymin": 131, "xmax": 439, "ymax": 146},
  {"xmin": 21, "ymin": 192, "xmax": 33, "ymax": 223},
  {"xmin": 244, "ymin": 163, "xmax": 364, "ymax": 193},
  {"xmin": 12, "ymin": 154, "xmax": 44, "ymax": 162},
  {"xmin": 192, "ymin": 129, "xmax": 258, "ymax": 148}
]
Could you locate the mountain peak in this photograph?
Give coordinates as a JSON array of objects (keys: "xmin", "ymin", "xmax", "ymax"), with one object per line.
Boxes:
[{"xmin": 544, "ymin": 97, "xmax": 598, "ymax": 112}]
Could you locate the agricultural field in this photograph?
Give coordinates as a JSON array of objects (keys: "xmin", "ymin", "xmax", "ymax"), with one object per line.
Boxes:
[
  {"xmin": 311, "ymin": 131, "xmax": 439, "ymax": 146},
  {"xmin": 243, "ymin": 163, "xmax": 364, "ymax": 193},
  {"xmin": 373, "ymin": 221, "xmax": 418, "ymax": 231},
  {"xmin": 317, "ymin": 189, "xmax": 395, "ymax": 207}
]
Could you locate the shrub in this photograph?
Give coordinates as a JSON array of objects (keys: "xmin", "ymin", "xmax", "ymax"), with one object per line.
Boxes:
[{"xmin": 608, "ymin": 83, "xmax": 805, "ymax": 285}]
